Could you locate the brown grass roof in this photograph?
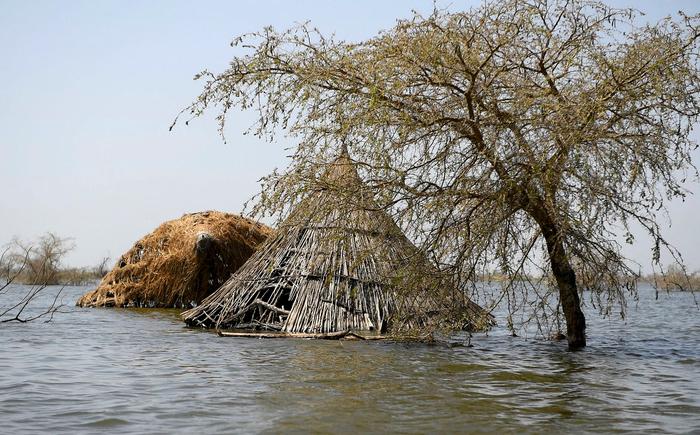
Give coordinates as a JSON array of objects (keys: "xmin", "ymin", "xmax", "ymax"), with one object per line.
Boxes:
[{"xmin": 77, "ymin": 211, "xmax": 272, "ymax": 308}]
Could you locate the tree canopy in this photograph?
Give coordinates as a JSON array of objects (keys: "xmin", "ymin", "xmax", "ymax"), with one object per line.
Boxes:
[{"xmin": 175, "ymin": 0, "xmax": 700, "ymax": 349}]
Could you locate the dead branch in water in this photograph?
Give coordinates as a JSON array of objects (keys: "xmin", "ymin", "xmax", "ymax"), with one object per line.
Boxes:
[
  {"xmin": 217, "ymin": 329, "xmax": 387, "ymax": 340},
  {"xmin": 0, "ymin": 245, "xmax": 65, "ymax": 324}
]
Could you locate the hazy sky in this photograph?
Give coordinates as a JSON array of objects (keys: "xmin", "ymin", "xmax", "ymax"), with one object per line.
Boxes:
[{"xmin": 1, "ymin": 0, "xmax": 699, "ymax": 271}]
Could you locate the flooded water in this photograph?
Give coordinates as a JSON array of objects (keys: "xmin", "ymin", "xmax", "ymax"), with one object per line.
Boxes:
[{"xmin": 1, "ymin": 284, "xmax": 698, "ymax": 434}]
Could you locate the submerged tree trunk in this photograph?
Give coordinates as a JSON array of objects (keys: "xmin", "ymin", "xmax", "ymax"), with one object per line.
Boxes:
[
  {"xmin": 544, "ymin": 230, "xmax": 586, "ymax": 349},
  {"xmin": 530, "ymin": 208, "xmax": 587, "ymax": 350}
]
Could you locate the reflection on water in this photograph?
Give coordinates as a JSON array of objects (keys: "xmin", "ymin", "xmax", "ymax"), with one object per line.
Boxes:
[{"xmin": 0, "ymin": 284, "xmax": 698, "ymax": 434}]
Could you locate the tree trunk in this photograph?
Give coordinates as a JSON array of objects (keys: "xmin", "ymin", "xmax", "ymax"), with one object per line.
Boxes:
[{"xmin": 532, "ymin": 210, "xmax": 587, "ymax": 350}]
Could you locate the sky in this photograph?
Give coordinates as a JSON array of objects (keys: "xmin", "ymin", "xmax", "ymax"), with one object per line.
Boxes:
[{"xmin": 1, "ymin": 0, "xmax": 699, "ymax": 271}]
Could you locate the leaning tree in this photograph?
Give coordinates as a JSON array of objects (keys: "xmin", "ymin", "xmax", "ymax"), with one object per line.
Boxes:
[{"xmin": 175, "ymin": 0, "xmax": 700, "ymax": 349}]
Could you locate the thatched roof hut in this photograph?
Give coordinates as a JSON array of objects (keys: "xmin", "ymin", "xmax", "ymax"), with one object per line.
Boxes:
[
  {"xmin": 183, "ymin": 153, "xmax": 493, "ymax": 335},
  {"xmin": 77, "ymin": 211, "xmax": 272, "ymax": 308}
]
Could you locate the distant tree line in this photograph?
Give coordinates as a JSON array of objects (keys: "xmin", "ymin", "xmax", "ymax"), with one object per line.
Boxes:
[
  {"xmin": 643, "ymin": 264, "xmax": 700, "ymax": 293},
  {"xmin": 0, "ymin": 232, "xmax": 109, "ymax": 286}
]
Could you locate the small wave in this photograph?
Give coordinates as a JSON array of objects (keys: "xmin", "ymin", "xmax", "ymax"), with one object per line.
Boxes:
[{"xmin": 81, "ymin": 418, "xmax": 130, "ymax": 428}]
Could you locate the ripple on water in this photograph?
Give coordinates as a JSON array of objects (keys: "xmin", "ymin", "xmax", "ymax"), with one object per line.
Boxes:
[
  {"xmin": 0, "ymin": 284, "xmax": 699, "ymax": 434},
  {"xmin": 80, "ymin": 418, "xmax": 131, "ymax": 428}
]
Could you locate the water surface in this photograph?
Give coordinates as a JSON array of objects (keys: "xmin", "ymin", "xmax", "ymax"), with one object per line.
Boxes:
[{"xmin": 0, "ymin": 284, "xmax": 698, "ymax": 434}]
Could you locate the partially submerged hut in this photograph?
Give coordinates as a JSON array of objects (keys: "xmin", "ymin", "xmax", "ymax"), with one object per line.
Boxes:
[
  {"xmin": 77, "ymin": 211, "xmax": 272, "ymax": 308},
  {"xmin": 183, "ymin": 153, "xmax": 493, "ymax": 336}
]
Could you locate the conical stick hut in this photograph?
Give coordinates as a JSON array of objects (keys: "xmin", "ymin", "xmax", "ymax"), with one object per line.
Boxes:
[
  {"xmin": 77, "ymin": 211, "xmax": 272, "ymax": 308},
  {"xmin": 183, "ymin": 153, "xmax": 493, "ymax": 335}
]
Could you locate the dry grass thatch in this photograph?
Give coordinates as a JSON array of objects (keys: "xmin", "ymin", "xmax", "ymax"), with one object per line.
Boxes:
[
  {"xmin": 77, "ymin": 211, "xmax": 272, "ymax": 308},
  {"xmin": 183, "ymin": 153, "xmax": 494, "ymax": 336}
]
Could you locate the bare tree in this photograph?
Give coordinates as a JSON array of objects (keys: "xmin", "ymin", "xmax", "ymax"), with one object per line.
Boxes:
[
  {"xmin": 94, "ymin": 255, "xmax": 111, "ymax": 278},
  {"xmin": 175, "ymin": 0, "xmax": 700, "ymax": 349},
  {"xmin": 0, "ymin": 244, "xmax": 64, "ymax": 323},
  {"xmin": 11, "ymin": 232, "xmax": 75, "ymax": 285}
]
